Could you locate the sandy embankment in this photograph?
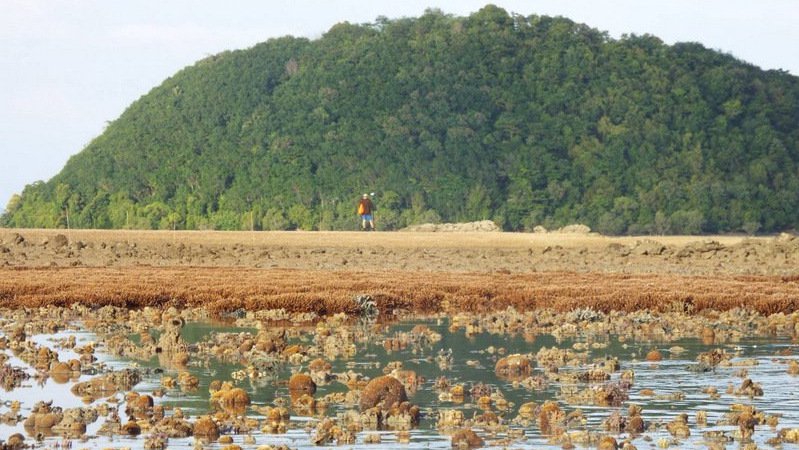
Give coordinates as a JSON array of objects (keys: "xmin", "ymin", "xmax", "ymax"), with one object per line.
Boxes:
[{"xmin": 1, "ymin": 228, "xmax": 798, "ymax": 314}]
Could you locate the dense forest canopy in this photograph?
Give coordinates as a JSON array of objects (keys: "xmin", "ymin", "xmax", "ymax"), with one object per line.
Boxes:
[{"xmin": 3, "ymin": 6, "xmax": 799, "ymax": 234}]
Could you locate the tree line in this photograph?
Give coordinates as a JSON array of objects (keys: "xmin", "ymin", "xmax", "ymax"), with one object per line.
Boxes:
[{"xmin": 3, "ymin": 5, "xmax": 799, "ymax": 234}]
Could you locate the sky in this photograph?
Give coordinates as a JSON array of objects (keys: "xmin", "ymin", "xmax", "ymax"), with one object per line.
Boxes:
[{"xmin": 1, "ymin": 1, "xmax": 797, "ymax": 213}]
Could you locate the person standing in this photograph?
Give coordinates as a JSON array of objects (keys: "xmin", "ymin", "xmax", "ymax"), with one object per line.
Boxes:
[{"xmin": 357, "ymin": 194, "xmax": 375, "ymax": 231}]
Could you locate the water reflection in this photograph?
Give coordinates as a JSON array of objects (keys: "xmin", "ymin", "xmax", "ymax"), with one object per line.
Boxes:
[{"xmin": 0, "ymin": 316, "xmax": 797, "ymax": 449}]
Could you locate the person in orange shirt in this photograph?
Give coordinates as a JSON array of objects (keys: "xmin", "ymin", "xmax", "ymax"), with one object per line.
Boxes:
[{"xmin": 357, "ymin": 194, "xmax": 375, "ymax": 231}]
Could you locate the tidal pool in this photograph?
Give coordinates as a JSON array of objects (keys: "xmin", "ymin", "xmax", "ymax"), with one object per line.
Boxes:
[{"xmin": 1, "ymin": 312, "xmax": 798, "ymax": 449}]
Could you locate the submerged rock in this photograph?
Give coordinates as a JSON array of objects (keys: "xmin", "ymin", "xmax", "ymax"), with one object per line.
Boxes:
[
  {"xmin": 288, "ymin": 373, "xmax": 316, "ymax": 395},
  {"xmin": 70, "ymin": 369, "xmax": 141, "ymax": 401},
  {"xmin": 451, "ymin": 428, "xmax": 484, "ymax": 448},
  {"xmin": 359, "ymin": 375, "xmax": 408, "ymax": 411},
  {"xmin": 193, "ymin": 415, "xmax": 220, "ymax": 441},
  {"xmin": 495, "ymin": 354, "xmax": 532, "ymax": 380}
]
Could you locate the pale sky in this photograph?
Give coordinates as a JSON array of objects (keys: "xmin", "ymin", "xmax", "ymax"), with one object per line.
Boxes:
[{"xmin": 1, "ymin": 0, "xmax": 797, "ymax": 212}]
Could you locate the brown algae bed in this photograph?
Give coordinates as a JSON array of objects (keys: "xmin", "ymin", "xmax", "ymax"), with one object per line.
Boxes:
[
  {"xmin": 2, "ymin": 305, "xmax": 799, "ymax": 449},
  {"xmin": 2, "ymin": 267, "xmax": 799, "ymax": 316}
]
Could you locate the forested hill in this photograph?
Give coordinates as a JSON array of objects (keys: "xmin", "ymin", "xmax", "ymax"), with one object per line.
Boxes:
[{"xmin": 4, "ymin": 6, "xmax": 799, "ymax": 234}]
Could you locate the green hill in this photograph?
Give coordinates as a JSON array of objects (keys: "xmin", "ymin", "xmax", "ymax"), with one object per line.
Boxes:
[{"xmin": 4, "ymin": 5, "xmax": 799, "ymax": 234}]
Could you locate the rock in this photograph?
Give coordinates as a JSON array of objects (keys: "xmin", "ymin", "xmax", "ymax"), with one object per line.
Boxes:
[
  {"xmin": 122, "ymin": 419, "xmax": 142, "ymax": 435},
  {"xmin": 666, "ymin": 414, "xmax": 690, "ymax": 438},
  {"xmin": 150, "ymin": 416, "xmax": 193, "ymax": 438},
  {"xmin": 194, "ymin": 416, "xmax": 220, "ymax": 441},
  {"xmin": 71, "ymin": 369, "xmax": 141, "ymax": 401},
  {"xmin": 210, "ymin": 383, "xmax": 250, "ymax": 411},
  {"xmin": 288, "ymin": 373, "xmax": 316, "ymax": 395},
  {"xmin": 359, "ymin": 375, "xmax": 408, "ymax": 411},
  {"xmin": 700, "ymin": 326, "xmax": 716, "ymax": 343},
  {"xmin": 172, "ymin": 352, "xmax": 189, "ymax": 366},
  {"xmin": 779, "ymin": 428, "xmax": 799, "ymax": 443},
  {"xmin": 24, "ymin": 411, "xmax": 62, "ymax": 429},
  {"xmin": 538, "ymin": 400, "xmax": 565, "ymax": 435},
  {"xmin": 68, "ymin": 359, "xmax": 81, "ymax": 372},
  {"xmin": 698, "ymin": 348, "xmax": 729, "ymax": 368},
  {"xmin": 494, "ymin": 354, "xmax": 532, "ymax": 379},
  {"xmin": 438, "ymin": 409, "xmax": 465, "ymax": 429},
  {"xmin": 634, "ymin": 239, "xmax": 666, "ymax": 256},
  {"xmin": 737, "ymin": 378, "xmax": 764, "ymax": 397},
  {"xmin": 474, "ymin": 411, "xmax": 499, "ymax": 426},
  {"xmin": 677, "ymin": 240, "xmax": 725, "ymax": 257},
  {"xmin": 364, "ymin": 433, "xmax": 381, "ymax": 444},
  {"xmin": 156, "ymin": 311, "xmax": 186, "ymax": 354},
  {"xmin": 144, "ymin": 435, "xmax": 168, "ymax": 450},
  {"xmin": 0, "ymin": 363, "xmax": 30, "ymax": 390},
  {"xmin": 451, "ymin": 428, "xmax": 484, "ymax": 448},
  {"xmin": 607, "ymin": 242, "xmax": 631, "ymax": 256},
  {"xmin": 517, "ymin": 402, "xmax": 537, "ymax": 420},
  {"xmin": 386, "ymin": 401, "xmax": 421, "ymax": 427},
  {"xmin": 645, "ymin": 349, "xmax": 663, "ymax": 361},
  {"xmin": 291, "ymin": 392, "xmax": 316, "ymax": 412},
  {"xmin": 126, "ymin": 392, "xmax": 154, "ymax": 414},
  {"xmin": 603, "ymin": 411, "xmax": 625, "ymax": 433},
  {"xmin": 626, "ymin": 415, "xmax": 645, "ymax": 434},
  {"xmin": 51, "ymin": 407, "xmax": 95, "ymax": 437},
  {"xmin": 311, "ymin": 417, "xmax": 337, "ymax": 445},
  {"xmin": 593, "ymin": 383, "xmax": 629, "ymax": 407},
  {"xmin": 49, "ymin": 360, "xmax": 73, "ymax": 372},
  {"xmin": 5, "ymin": 433, "xmax": 25, "ymax": 449},
  {"xmin": 177, "ymin": 371, "xmax": 199, "ymax": 390},
  {"xmin": 52, "ymin": 234, "xmax": 69, "ymax": 248},
  {"xmin": 401, "ymin": 220, "xmax": 500, "ymax": 232},
  {"xmin": 557, "ymin": 224, "xmax": 591, "ymax": 234},
  {"xmin": 686, "ymin": 363, "xmax": 714, "ymax": 373},
  {"xmin": 598, "ymin": 436, "xmax": 618, "ymax": 450},
  {"xmin": 736, "ymin": 407, "xmax": 759, "ymax": 440}
]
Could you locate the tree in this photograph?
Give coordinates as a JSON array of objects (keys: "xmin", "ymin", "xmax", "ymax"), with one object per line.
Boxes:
[
  {"xmin": 287, "ymin": 204, "xmax": 314, "ymax": 230},
  {"xmin": 262, "ymin": 208, "xmax": 288, "ymax": 230}
]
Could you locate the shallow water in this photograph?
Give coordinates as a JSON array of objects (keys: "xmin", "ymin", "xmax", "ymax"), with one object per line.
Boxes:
[{"xmin": 1, "ymin": 317, "xmax": 798, "ymax": 449}]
